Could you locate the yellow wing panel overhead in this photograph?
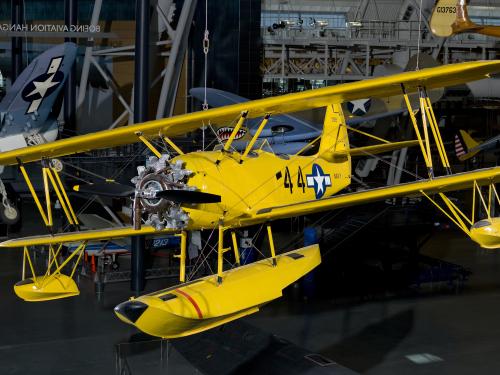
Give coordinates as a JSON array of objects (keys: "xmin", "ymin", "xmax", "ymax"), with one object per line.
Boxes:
[
  {"xmin": 0, "ymin": 226, "xmax": 179, "ymax": 248},
  {"xmin": 249, "ymin": 167, "xmax": 500, "ymax": 223},
  {"xmin": 0, "ymin": 61, "xmax": 499, "ymax": 165}
]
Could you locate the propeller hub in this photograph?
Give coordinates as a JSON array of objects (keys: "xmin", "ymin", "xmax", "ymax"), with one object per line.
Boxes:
[{"xmin": 132, "ymin": 154, "xmax": 192, "ymax": 231}]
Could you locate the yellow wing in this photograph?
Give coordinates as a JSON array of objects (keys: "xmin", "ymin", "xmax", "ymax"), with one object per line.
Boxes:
[
  {"xmin": 4, "ymin": 167, "xmax": 500, "ymax": 248},
  {"xmin": 245, "ymin": 167, "xmax": 500, "ymax": 224},
  {"xmin": 0, "ymin": 226, "xmax": 179, "ymax": 248},
  {"xmin": 1, "ymin": 61, "xmax": 499, "ymax": 165}
]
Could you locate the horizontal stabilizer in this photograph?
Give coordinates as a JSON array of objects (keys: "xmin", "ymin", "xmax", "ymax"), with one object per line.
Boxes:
[{"xmin": 336, "ymin": 140, "xmax": 419, "ymax": 157}]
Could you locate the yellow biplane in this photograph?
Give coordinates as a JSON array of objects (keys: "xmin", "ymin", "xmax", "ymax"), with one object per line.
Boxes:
[{"xmin": 3, "ymin": 61, "xmax": 500, "ymax": 339}]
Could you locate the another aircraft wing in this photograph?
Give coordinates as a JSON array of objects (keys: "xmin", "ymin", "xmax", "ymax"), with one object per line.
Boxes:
[
  {"xmin": 0, "ymin": 226, "xmax": 179, "ymax": 248},
  {"xmin": 246, "ymin": 167, "xmax": 500, "ymax": 224},
  {"xmin": 190, "ymin": 87, "xmax": 320, "ymax": 134},
  {"xmin": 1, "ymin": 60, "xmax": 499, "ymax": 165}
]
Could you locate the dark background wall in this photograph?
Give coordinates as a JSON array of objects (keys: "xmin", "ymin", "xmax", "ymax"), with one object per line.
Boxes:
[{"xmin": 190, "ymin": 0, "xmax": 262, "ymax": 104}]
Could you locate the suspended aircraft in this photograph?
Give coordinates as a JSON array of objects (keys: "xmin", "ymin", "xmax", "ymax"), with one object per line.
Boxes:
[
  {"xmin": 430, "ymin": 0, "xmax": 500, "ymax": 38},
  {"xmin": 0, "ymin": 42, "xmax": 77, "ymax": 224},
  {"xmin": 3, "ymin": 61, "xmax": 500, "ymax": 339},
  {"xmin": 454, "ymin": 129, "xmax": 500, "ymax": 161}
]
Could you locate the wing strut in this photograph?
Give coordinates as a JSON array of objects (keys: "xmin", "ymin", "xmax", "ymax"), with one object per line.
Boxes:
[
  {"xmin": 421, "ymin": 182, "xmax": 500, "ymax": 249},
  {"xmin": 136, "ymin": 131, "xmax": 162, "ymax": 158},
  {"xmin": 16, "ymin": 242, "xmax": 87, "ymax": 302},
  {"xmin": 401, "ymin": 85, "xmax": 451, "ymax": 178},
  {"xmin": 17, "ymin": 158, "xmax": 79, "ymax": 232},
  {"xmin": 216, "ymin": 223, "xmax": 277, "ymax": 284},
  {"xmin": 402, "ymin": 84, "xmax": 433, "ymax": 177},
  {"xmin": 223, "ymin": 111, "xmax": 248, "ymax": 152},
  {"xmin": 422, "ymin": 88, "xmax": 451, "ymax": 174},
  {"xmin": 242, "ymin": 114, "xmax": 270, "ymax": 160},
  {"xmin": 174, "ymin": 231, "xmax": 188, "ymax": 282}
]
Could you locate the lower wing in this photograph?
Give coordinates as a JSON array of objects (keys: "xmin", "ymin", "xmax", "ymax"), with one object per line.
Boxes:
[
  {"xmin": 0, "ymin": 226, "xmax": 179, "ymax": 248},
  {"xmin": 247, "ymin": 167, "xmax": 500, "ymax": 224}
]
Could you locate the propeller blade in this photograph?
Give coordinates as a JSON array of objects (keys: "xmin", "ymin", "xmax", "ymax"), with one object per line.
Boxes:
[
  {"xmin": 155, "ymin": 190, "xmax": 221, "ymax": 204},
  {"xmin": 74, "ymin": 183, "xmax": 135, "ymax": 197}
]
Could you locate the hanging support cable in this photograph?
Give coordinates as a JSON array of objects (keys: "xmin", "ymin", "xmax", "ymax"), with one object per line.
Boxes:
[{"xmin": 201, "ymin": 0, "xmax": 210, "ymax": 150}]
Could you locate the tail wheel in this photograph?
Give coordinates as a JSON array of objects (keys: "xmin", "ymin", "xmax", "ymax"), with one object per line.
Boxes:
[{"xmin": 0, "ymin": 203, "xmax": 19, "ymax": 225}]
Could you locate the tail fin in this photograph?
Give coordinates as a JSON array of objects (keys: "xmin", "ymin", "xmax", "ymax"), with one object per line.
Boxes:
[
  {"xmin": 0, "ymin": 43, "xmax": 77, "ymax": 137},
  {"xmin": 455, "ymin": 130, "xmax": 479, "ymax": 161},
  {"xmin": 318, "ymin": 103, "xmax": 351, "ymax": 189},
  {"xmin": 319, "ymin": 104, "xmax": 349, "ymax": 158},
  {"xmin": 430, "ymin": 0, "xmax": 476, "ymax": 37}
]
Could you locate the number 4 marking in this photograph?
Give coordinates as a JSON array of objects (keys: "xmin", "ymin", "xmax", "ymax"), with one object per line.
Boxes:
[
  {"xmin": 284, "ymin": 167, "xmax": 293, "ymax": 193},
  {"xmin": 297, "ymin": 166, "xmax": 305, "ymax": 193}
]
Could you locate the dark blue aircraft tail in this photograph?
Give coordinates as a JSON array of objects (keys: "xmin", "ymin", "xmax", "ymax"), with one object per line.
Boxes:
[{"xmin": 0, "ymin": 43, "xmax": 77, "ymax": 147}]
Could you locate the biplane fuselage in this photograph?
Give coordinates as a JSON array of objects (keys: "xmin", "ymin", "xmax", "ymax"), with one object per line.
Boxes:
[{"xmin": 178, "ymin": 149, "xmax": 351, "ymax": 228}]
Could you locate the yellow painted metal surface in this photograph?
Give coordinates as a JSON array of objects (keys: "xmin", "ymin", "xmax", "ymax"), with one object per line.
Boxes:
[
  {"xmin": 250, "ymin": 167, "xmax": 500, "ymax": 224},
  {"xmin": 0, "ymin": 61, "xmax": 498, "ymax": 165},
  {"xmin": 4, "ymin": 165, "xmax": 500, "ymax": 247},
  {"xmin": 114, "ymin": 244, "xmax": 321, "ymax": 338},
  {"xmin": 0, "ymin": 226, "xmax": 178, "ymax": 247},
  {"xmin": 470, "ymin": 218, "xmax": 500, "ymax": 249},
  {"xmin": 14, "ymin": 274, "xmax": 79, "ymax": 302},
  {"xmin": 458, "ymin": 130, "xmax": 480, "ymax": 161}
]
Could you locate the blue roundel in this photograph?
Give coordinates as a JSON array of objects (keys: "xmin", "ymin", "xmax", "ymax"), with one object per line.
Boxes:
[{"xmin": 306, "ymin": 164, "xmax": 332, "ymax": 199}]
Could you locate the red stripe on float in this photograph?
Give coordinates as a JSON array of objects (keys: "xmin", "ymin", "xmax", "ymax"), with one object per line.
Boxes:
[{"xmin": 175, "ymin": 289, "xmax": 203, "ymax": 319}]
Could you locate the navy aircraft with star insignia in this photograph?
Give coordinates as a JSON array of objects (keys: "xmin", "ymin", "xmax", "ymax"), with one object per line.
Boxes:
[{"xmin": 0, "ymin": 43, "xmax": 77, "ymax": 225}]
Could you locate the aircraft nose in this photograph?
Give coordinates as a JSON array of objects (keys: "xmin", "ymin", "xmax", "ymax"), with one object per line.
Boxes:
[{"xmin": 114, "ymin": 300, "xmax": 148, "ymax": 324}]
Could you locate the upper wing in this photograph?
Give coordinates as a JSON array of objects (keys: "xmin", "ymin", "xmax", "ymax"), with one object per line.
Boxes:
[
  {"xmin": 2, "ymin": 60, "xmax": 500, "ymax": 165},
  {"xmin": 0, "ymin": 226, "xmax": 178, "ymax": 248},
  {"xmin": 244, "ymin": 167, "xmax": 500, "ymax": 224}
]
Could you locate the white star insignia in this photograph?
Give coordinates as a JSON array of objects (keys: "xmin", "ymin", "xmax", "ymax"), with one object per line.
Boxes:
[
  {"xmin": 26, "ymin": 74, "xmax": 60, "ymax": 99},
  {"xmin": 350, "ymin": 99, "xmax": 370, "ymax": 114},
  {"xmin": 313, "ymin": 170, "xmax": 326, "ymax": 194}
]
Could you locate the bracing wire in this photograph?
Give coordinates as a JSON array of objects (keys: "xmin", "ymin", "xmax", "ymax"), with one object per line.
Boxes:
[
  {"xmin": 22, "ymin": 0, "xmax": 29, "ymax": 66},
  {"xmin": 416, "ymin": 0, "xmax": 424, "ymax": 70}
]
